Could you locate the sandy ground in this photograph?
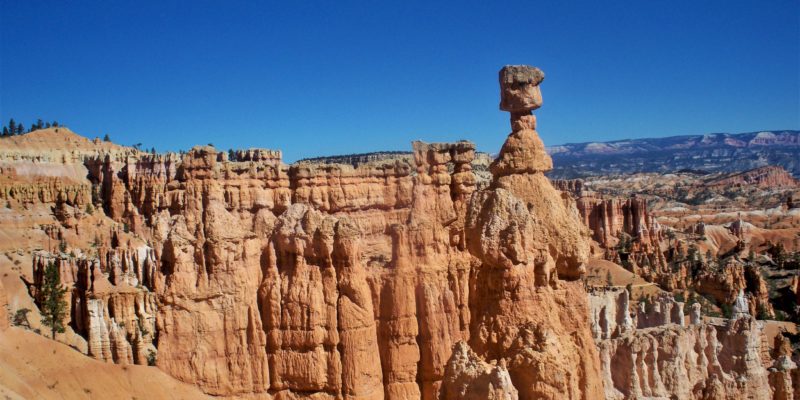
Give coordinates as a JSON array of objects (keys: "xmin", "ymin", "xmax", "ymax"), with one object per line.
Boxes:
[
  {"xmin": 0, "ymin": 327, "xmax": 212, "ymax": 400},
  {"xmin": 585, "ymin": 258, "xmax": 664, "ymax": 299}
]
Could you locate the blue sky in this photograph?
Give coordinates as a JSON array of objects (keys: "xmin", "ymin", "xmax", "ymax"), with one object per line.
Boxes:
[{"xmin": 1, "ymin": 1, "xmax": 798, "ymax": 161}]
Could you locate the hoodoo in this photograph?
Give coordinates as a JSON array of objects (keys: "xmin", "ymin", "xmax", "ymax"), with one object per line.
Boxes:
[
  {"xmin": 1, "ymin": 65, "xmax": 794, "ymax": 400},
  {"xmin": 449, "ymin": 65, "xmax": 603, "ymax": 399}
]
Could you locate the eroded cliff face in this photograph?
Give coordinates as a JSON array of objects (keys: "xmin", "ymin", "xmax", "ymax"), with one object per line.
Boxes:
[
  {"xmin": 589, "ymin": 288, "xmax": 778, "ymax": 400},
  {"xmin": 3, "ymin": 65, "xmax": 603, "ymax": 399},
  {"xmin": 5, "ymin": 65, "xmax": 789, "ymax": 400},
  {"xmin": 448, "ymin": 66, "xmax": 601, "ymax": 399},
  {"xmin": 558, "ymin": 175, "xmax": 781, "ymax": 322},
  {"xmin": 31, "ymin": 245, "xmax": 159, "ymax": 366},
  {"xmin": 573, "ymin": 194, "xmax": 663, "ymax": 249}
]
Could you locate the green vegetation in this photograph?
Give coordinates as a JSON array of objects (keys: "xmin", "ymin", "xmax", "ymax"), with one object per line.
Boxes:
[
  {"xmin": 39, "ymin": 261, "xmax": 68, "ymax": 339},
  {"xmin": 0, "ymin": 118, "xmax": 60, "ymax": 137},
  {"xmin": 146, "ymin": 349, "xmax": 157, "ymax": 366},
  {"xmin": 13, "ymin": 308, "xmax": 31, "ymax": 328},
  {"xmin": 720, "ymin": 303, "xmax": 733, "ymax": 319}
]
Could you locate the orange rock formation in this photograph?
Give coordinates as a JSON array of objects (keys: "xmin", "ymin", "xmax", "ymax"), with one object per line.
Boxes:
[{"xmin": 0, "ymin": 65, "xmax": 793, "ymax": 399}]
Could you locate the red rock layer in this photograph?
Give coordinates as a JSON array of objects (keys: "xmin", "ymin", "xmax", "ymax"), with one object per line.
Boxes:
[
  {"xmin": 574, "ymin": 193, "xmax": 662, "ymax": 248},
  {"xmin": 704, "ymin": 165, "xmax": 798, "ymax": 188},
  {"xmin": 550, "ymin": 178, "xmax": 584, "ymax": 196}
]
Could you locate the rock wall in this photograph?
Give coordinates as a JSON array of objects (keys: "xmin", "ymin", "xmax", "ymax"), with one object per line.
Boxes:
[
  {"xmin": 588, "ymin": 287, "xmax": 633, "ymax": 340},
  {"xmin": 551, "ymin": 178, "xmax": 584, "ymax": 195},
  {"xmin": 588, "ymin": 287, "xmax": 785, "ymax": 399},
  {"xmin": 22, "ymin": 64, "xmax": 606, "ymax": 399},
  {"xmin": 573, "ymin": 193, "xmax": 662, "ymax": 248},
  {"xmin": 15, "ymin": 65, "xmax": 793, "ymax": 400},
  {"xmin": 31, "ymin": 250, "xmax": 158, "ymax": 365}
]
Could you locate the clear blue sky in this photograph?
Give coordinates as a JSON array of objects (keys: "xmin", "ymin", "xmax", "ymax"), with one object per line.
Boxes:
[{"xmin": 1, "ymin": 1, "xmax": 798, "ymax": 161}]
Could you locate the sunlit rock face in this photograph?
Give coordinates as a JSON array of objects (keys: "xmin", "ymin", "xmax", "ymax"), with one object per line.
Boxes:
[
  {"xmin": 7, "ymin": 65, "xmax": 788, "ymax": 400},
  {"xmin": 587, "ymin": 287, "xmax": 778, "ymax": 400}
]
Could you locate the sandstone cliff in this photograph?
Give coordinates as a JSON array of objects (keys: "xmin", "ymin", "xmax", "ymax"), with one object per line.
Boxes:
[
  {"xmin": 0, "ymin": 65, "xmax": 599, "ymax": 399},
  {"xmin": 1, "ymin": 65, "xmax": 791, "ymax": 400},
  {"xmin": 589, "ymin": 288, "xmax": 777, "ymax": 400}
]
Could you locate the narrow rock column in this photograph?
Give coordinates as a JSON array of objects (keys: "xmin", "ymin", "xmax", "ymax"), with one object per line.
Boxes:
[
  {"xmin": 490, "ymin": 65, "xmax": 591, "ymax": 279},
  {"xmin": 455, "ymin": 65, "xmax": 604, "ymax": 399}
]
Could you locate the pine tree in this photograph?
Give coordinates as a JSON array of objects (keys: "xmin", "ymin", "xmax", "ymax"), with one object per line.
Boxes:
[
  {"xmin": 16, "ymin": 123, "xmax": 25, "ymax": 135},
  {"xmin": 8, "ymin": 119, "xmax": 16, "ymax": 135},
  {"xmin": 2, "ymin": 127, "xmax": 7, "ymax": 137},
  {"xmin": 36, "ymin": 119, "xmax": 44, "ymax": 130},
  {"xmin": 39, "ymin": 261, "xmax": 68, "ymax": 339},
  {"xmin": 103, "ymin": 134, "xmax": 111, "ymax": 142},
  {"xmin": 52, "ymin": 121, "xmax": 59, "ymax": 127},
  {"xmin": 45, "ymin": 122, "xmax": 51, "ymax": 128}
]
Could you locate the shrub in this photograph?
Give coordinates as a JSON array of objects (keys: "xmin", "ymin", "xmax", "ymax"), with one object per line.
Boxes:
[
  {"xmin": 13, "ymin": 308, "xmax": 31, "ymax": 328},
  {"xmin": 146, "ymin": 350, "xmax": 157, "ymax": 366}
]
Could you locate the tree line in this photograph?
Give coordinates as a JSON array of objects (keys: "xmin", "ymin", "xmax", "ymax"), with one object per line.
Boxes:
[{"xmin": 0, "ymin": 118, "xmax": 61, "ymax": 137}]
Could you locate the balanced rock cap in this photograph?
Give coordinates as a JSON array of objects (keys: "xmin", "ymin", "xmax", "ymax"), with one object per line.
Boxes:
[{"xmin": 499, "ymin": 65, "xmax": 545, "ymax": 113}]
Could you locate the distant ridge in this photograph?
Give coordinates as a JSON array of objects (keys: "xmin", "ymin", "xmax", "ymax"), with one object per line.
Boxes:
[
  {"xmin": 295, "ymin": 151, "xmax": 412, "ymax": 167},
  {"xmin": 546, "ymin": 130, "xmax": 800, "ymax": 179}
]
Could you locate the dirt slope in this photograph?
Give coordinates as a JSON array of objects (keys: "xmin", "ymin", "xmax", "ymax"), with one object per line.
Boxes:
[{"xmin": 0, "ymin": 327, "xmax": 211, "ymax": 400}]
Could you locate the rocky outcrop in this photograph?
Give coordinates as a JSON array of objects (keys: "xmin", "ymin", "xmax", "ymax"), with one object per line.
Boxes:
[
  {"xmin": 574, "ymin": 193, "xmax": 663, "ymax": 248},
  {"xmin": 440, "ymin": 341, "xmax": 518, "ymax": 400},
  {"xmin": 590, "ymin": 288, "xmax": 773, "ymax": 399},
  {"xmin": 444, "ymin": 65, "xmax": 603, "ymax": 400},
  {"xmin": 768, "ymin": 334, "xmax": 798, "ymax": 400},
  {"xmin": 693, "ymin": 262, "xmax": 774, "ymax": 318},
  {"xmin": 567, "ymin": 184, "xmax": 777, "ymax": 322},
  {"xmin": 31, "ymin": 251, "xmax": 158, "ymax": 365},
  {"xmin": 635, "ymin": 293, "xmax": 685, "ymax": 328},
  {"xmin": 551, "ymin": 178, "xmax": 584, "ymax": 196},
  {"xmin": 587, "ymin": 287, "xmax": 633, "ymax": 340}
]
